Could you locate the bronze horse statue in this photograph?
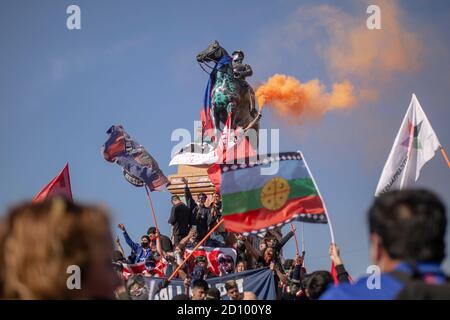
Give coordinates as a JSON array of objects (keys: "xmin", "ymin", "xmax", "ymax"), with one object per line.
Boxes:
[{"xmin": 196, "ymin": 41, "xmax": 259, "ymax": 140}]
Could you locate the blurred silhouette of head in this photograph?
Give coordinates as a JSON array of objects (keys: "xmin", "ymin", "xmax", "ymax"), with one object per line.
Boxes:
[{"xmin": 0, "ymin": 197, "xmax": 116, "ymax": 299}]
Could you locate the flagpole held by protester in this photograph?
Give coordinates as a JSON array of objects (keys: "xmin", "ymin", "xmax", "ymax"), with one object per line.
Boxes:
[
  {"xmin": 145, "ymin": 185, "xmax": 160, "ymax": 232},
  {"xmin": 167, "ymin": 219, "xmax": 225, "ymax": 282},
  {"xmin": 290, "ymin": 223, "xmax": 300, "ymax": 256},
  {"xmin": 301, "ymin": 151, "xmax": 336, "ymax": 244}
]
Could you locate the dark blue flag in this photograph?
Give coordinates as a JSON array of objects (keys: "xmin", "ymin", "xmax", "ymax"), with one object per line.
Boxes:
[{"xmin": 102, "ymin": 125, "xmax": 168, "ymax": 191}]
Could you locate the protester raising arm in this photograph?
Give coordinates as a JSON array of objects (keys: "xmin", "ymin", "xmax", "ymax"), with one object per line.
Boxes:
[
  {"xmin": 291, "ymin": 255, "xmax": 305, "ymax": 282},
  {"xmin": 118, "ymin": 223, "xmax": 139, "ymax": 253},
  {"xmin": 329, "ymin": 243, "xmax": 350, "ymax": 283},
  {"xmin": 182, "ymin": 177, "xmax": 196, "ymax": 211},
  {"xmin": 179, "ymin": 228, "xmax": 197, "ymax": 250},
  {"xmin": 271, "ymin": 261, "xmax": 287, "ymax": 284},
  {"xmin": 275, "ymin": 225, "xmax": 295, "ymax": 251}
]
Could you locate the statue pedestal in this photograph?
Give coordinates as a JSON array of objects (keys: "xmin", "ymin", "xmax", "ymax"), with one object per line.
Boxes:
[{"xmin": 167, "ymin": 165, "xmax": 215, "ymax": 204}]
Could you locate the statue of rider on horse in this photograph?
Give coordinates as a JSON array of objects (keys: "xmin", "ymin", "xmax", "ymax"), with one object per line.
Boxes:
[{"xmin": 196, "ymin": 41, "xmax": 261, "ymax": 142}]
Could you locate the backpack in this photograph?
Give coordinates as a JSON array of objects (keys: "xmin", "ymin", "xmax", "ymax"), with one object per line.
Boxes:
[{"xmin": 391, "ymin": 266, "xmax": 450, "ymax": 300}]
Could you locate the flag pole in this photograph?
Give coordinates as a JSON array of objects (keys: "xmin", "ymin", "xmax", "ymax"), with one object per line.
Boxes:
[
  {"xmin": 301, "ymin": 152, "xmax": 336, "ymax": 244},
  {"xmin": 290, "ymin": 223, "xmax": 300, "ymax": 256},
  {"xmin": 301, "ymin": 222, "xmax": 306, "ymax": 268},
  {"xmin": 301, "ymin": 222, "xmax": 305, "ymax": 252},
  {"xmin": 167, "ymin": 219, "xmax": 224, "ymax": 282},
  {"xmin": 440, "ymin": 146, "xmax": 450, "ymax": 168},
  {"xmin": 144, "ymin": 185, "xmax": 159, "ymax": 232}
]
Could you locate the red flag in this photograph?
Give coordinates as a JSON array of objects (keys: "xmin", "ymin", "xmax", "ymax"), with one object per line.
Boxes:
[
  {"xmin": 32, "ymin": 163, "xmax": 73, "ymax": 203},
  {"xmin": 184, "ymin": 247, "xmax": 237, "ymax": 276},
  {"xmin": 331, "ymin": 261, "xmax": 353, "ymax": 285},
  {"xmin": 330, "ymin": 261, "xmax": 339, "ymax": 285},
  {"xmin": 207, "ymin": 113, "xmax": 257, "ymax": 192}
]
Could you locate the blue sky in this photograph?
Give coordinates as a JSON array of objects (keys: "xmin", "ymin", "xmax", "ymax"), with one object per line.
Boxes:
[{"xmin": 1, "ymin": 0, "xmax": 449, "ymax": 278}]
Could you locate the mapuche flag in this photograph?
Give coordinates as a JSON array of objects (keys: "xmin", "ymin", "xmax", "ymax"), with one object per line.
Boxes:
[
  {"xmin": 102, "ymin": 125, "xmax": 168, "ymax": 191},
  {"xmin": 220, "ymin": 152, "xmax": 327, "ymax": 234},
  {"xmin": 375, "ymin": 94, "xmax": 441, "ymax": 196},
  {"xmin": 32, "ymin": 163, "xmax": 73, "ymax": 203}
]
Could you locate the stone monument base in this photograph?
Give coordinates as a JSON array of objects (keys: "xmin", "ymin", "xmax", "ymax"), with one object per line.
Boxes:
[{"xmin": 167, "ymin": 164, "xmax": 215, "ymax": 205}]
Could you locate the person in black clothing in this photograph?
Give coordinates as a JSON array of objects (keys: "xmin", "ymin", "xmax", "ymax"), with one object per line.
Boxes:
[
  {"xmin": 295, "ymin": 243, "xmax": 350, "ymax": 300},
  {"xmin": 167, "ymin": 195, "xmax": 192, "ymax": 245},
  {"xmin": 209, "ymin": 192, "xmax": 222, "ymax": 228},
  {"xmin": 280, "ymin": 255, "xmax": 308, "ymax": 300},
  {"xmin": 303, "ymin": 271, "xmax": 334, "ymax": 300},
  {"xmin": 329, "ymin": 243, "xmax": 350, "ymax": 284},
  {"xmin": 147, "ymin": 226, "xmax": 173, "ymax": 252},
  {"xmin": 182, "ymin": 177, "xmax": 211, "ymax": 242},
  {"xmin": 206, "ymin": 192, "xmax": 226, "ymax": 247},
  {"xmin": 245, "ymin": 227, "xmax": 296, "ymax": 269}
]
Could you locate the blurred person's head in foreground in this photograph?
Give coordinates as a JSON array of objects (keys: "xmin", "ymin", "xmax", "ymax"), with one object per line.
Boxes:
[
  {"xmin": 369, "ymin": 189, "xmax": 447, "ymax": 272},
  {"xmin": 191, "ymin": 279, "xmax": 209, "ymax": 300},
  {"xmin": 303, "ymin": 271, "xmax": 333, "ymax": 300},
  {"xmin": 0, "ymin": 197, "xmax": 116, "ymax": 299},
  {"xmin": 205, "ymin": 287, "xmax": 221, "ymax": 300}
]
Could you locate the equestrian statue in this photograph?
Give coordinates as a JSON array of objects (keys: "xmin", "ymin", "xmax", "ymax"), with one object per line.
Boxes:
[{"xmin": 196, "ymin": 40, "xmax": 261, "ymax": 142}]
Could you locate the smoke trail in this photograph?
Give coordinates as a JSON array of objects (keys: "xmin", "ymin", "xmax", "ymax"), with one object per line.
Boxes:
[{"xmin": 256, "ymin": 74, "xmax": 355, "ymax": 121}]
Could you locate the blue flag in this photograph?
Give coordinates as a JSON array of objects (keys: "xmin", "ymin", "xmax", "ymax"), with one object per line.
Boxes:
[
  {"xmin": 102, "ymin": 125, "xmax": 168, "ymax": 191},
  {"xmin": 147, "ymin": 267, "xmax": 276, "ymax": 300}
]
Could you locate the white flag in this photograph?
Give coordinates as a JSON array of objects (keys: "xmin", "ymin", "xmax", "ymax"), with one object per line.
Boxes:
[{"xmin": 375, "ymin": 94, "xmax": 441, "ymax": 196}]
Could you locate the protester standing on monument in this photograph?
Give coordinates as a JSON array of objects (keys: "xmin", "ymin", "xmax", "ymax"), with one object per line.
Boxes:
[
  {"xmin": 168, "ymin": 194, "xmax": 192, "ymax": 245},
  {"xmin": 182, "ymin": 177, "xmax": 211, "ymax": 242}
]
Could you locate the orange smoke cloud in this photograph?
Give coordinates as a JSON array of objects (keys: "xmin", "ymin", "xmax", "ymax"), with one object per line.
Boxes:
[
  {"xmin": 256, "ymin": 74, "xmax": 355, "ymax": 120},
  {"xmin": 294, "ymin": 0, "xmax": 423, "ymax": 101}
]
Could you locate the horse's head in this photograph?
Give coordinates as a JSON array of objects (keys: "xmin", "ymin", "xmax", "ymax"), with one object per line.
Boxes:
[{"xmin": 196, "ymin": 40, "xmax": 224, "ymax": 63}]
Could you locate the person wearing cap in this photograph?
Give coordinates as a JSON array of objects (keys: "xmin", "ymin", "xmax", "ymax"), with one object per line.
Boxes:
[{"xmin": 192, "ymin": 255, "xmax": 208, "ymax": 280}]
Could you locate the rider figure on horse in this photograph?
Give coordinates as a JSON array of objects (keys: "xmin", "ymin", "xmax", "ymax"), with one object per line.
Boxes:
[{"xmin": 231, "ymin": 50, "xmax": 253, "ymax": 82}]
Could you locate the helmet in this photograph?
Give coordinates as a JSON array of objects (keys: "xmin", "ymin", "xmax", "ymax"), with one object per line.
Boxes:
[{"xmin": 232, "ymin": 50, "xmax": 244, "ymax": 59}]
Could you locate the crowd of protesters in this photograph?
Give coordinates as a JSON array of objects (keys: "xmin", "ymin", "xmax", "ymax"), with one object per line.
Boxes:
[
  {"xmin": 111, "ymin": 178, "xmax": 320, "ymax": 300},
  {"xmin": 0, "ymin": 186, "xmax": 449, "ymax": 300}
]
